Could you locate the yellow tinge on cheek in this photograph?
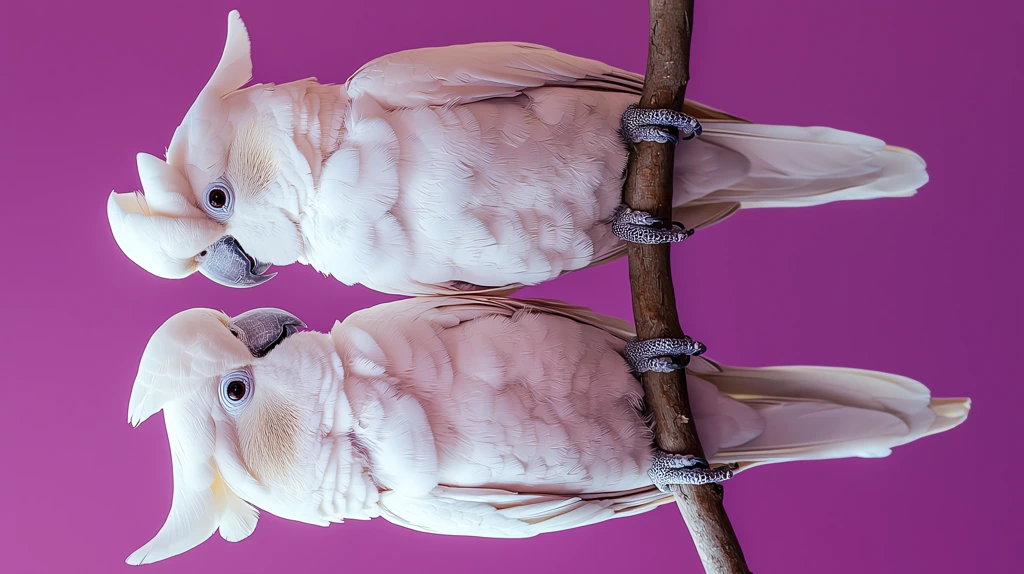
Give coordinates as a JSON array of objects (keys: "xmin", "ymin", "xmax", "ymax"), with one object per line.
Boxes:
[
  {"xmin": 237, "ymin": 397, "xmax": 303, "ymax": 485},
  {"xmin": 228, "ymin": 115, "xmax": 280, "ymax": 200},
  {"xmin": 211, "ymin": 468, "xmax": 227, "ymax": 493}
]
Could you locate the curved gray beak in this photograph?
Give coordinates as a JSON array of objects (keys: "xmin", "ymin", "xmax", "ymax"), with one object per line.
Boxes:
[
  {"xmin": 230, "ymin": 308, "xmax": 306, "ymax": 358},
  {"xmin": 197, "ymin": 235, "xmax": 276, "ymax": 288}
]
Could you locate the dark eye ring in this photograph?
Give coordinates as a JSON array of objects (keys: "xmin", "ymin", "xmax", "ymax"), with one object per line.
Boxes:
[
  {"xmin": 226, "ymin": 380, "xmax": 246, "ymax": 401},
  {"xmin": 208, "ymin": 187, "xmax": 228, "ymax": 209}
]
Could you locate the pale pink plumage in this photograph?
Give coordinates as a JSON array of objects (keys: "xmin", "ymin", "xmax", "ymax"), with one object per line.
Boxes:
[
  {"xmin": 124, "ymin": 296, "xmax": 969, "ymax": 564},
  {"xmin": 107, "ymin": 12, "xmax": 929, "ymax": 294}
]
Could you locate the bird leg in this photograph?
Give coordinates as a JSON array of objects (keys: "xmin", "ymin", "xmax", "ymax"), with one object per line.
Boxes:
[
  {"xmin": 624, "ymin": 336, "xmax": 707, "ymax": 374},
  {"xmin": 648, "ymin": 451, "xmax": 734, "ymax": 492},
  {"xmin": 620, "ymin": 103, "xmax": 703, "ymax": 145},
  {"xmin": 629, "ymin": 337, "xmax": 730, "ymax": 489},
  {"xmin": 612, "ymin": 207, "xmax": 695, "ymax": 244},
  {"xmin": 612, "ymin": 103, "xmax": 702, "ymax": 245}
]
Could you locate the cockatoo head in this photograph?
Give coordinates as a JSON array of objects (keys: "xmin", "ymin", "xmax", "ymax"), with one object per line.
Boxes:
[
  {"xmin": 124, "ymin": 307, "xmax": 338, "ymax": 565},
  {"xmin": 107, "ymin": 10, "xmax": 309, "ymax": 288}
]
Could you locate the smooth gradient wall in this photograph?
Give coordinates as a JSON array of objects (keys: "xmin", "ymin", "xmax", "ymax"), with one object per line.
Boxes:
[{"xmin": 0, "ymin": 0, "xmax": 1017, "ymax": 572}]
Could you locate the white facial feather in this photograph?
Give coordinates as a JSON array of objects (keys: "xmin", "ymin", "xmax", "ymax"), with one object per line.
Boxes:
[
  {"xmin": 207, "ymin": 108, "xmax": 308, "ymax": 265},
  {"xmin": 126, "ymin": 307, "xmax": 259, "ymax": 565},
  {"xmin": 128, "ymin": 308, "xmax": 358, "ymax": 564},
  {"xmin": 233, "ymin": 332, "xmax": 337, "ymax": 487},
  {"xmin": 228, "ymin": 116, "xmax": 280, "ymax": 198},
  {"xmin": 107, "ymin": 9, "xmax": 311, "ymax": 278}
]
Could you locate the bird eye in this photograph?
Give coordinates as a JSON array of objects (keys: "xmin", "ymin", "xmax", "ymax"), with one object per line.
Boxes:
[
  {"xmin": 226, "ymin": 380, "xmax": 246, "ymax": 401},
  {"xmin": 208, "ymin": 187, "xmax": 227, "ymax": 208},
  {"xmin": 201, "ymin": 178, "xmax": 234, "ymax": 222},
  {"xmin": 219, "ymin": 369, "xmax": 253, "ymax": 414}
]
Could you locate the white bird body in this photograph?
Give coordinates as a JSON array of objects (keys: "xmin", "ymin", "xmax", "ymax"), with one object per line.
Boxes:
[
  {"xmin": 306, "ymin": 84, "xmax": 630, "ymax": 294},
  {"xmin": 125, "ymin": 296, "xmax": 968, "ymax": 564},
  {"xmin": 107, "ymin": 11, "xmax": 928, "ymax": 294}
]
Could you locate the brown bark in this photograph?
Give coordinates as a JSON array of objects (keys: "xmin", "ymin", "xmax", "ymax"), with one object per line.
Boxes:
[{"xmin": 623, "ymin": 2, "xmax": 752, "ymax": 572}]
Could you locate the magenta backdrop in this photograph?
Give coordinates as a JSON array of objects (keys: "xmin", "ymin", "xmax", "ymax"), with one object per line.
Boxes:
[{"xmin": 0, "ymin": 0, "xmax": 1018, "ymax": 572}]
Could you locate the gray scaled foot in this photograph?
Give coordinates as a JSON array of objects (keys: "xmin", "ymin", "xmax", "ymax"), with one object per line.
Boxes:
[
  {"xmin": 612, "ymin": 207, "xmax": 694, "ymax": 245},
  {"xmin": 649, "ymin": 451, "xmax": 734, "ymax": 492},
  {"xmin": 621, "ymin": 103, "xmax": 703, "ymax": 144},
  {"xmin": 625, "ymin": 336, "xmax": 707, "ymax": 373}
]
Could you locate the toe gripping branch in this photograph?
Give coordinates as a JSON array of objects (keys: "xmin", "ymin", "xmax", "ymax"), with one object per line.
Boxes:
[
  {"xmin": 620, "ymin": 103, "xmax": 703, "ymax": 145},
  {"xmin": 625, "ymin": 336, "xmax": 707, "ymax": 374},
  {"xmin": 612, "ymin": 207, "xmax": 695, "ymax": 245},
  {"xmin": 649, "ymin": 452, "xmax": 735, "ymax": 492}
]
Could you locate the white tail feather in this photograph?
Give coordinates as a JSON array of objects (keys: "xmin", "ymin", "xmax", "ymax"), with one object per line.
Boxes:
[
  {"xmin": 693, "ymin": 363, "xmax": 969, "ymax": 469},
  {"xmin": 675, "ymin": 123, "xmax": 928, "ymax": 213}
]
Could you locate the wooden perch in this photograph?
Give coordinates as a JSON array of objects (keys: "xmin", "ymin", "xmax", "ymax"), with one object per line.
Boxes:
[{"xmin": 622, "ymin": 2, "xmax": 752, "ymax": 573}]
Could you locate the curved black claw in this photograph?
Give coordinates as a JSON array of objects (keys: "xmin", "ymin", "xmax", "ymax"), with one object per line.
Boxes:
[
  {"xmin": 625, "ymin": 336, "xmax": 707, "ymax": 374},
  {"xmin": 621, "ymin": 103, "xmax": 703, "ymax": 145},
  {"xmin": 612, "ymin": 207, "xmax": 695, "ymax": 245}
]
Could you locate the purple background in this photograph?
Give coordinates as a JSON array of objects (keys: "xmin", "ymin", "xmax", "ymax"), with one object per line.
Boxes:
[{"xmin": 1, "ymin": 0, "xmax": 1017, "ymax": 572}]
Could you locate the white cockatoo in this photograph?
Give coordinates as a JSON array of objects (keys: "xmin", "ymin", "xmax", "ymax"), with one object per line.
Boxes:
[
  {"xmin": 106, "ymin": 11, "xmax": 928, "ymax": 295},
  {"xmin": 124, "ymin": 297, "xmax": 968, "ymax": 565}
]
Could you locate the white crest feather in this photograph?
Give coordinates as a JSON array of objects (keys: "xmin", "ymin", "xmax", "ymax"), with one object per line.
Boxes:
[
  {"xmin": 135, "ymin": 153, "xmax": 195, "ymax": 216},
  {"xmin": 203, "ymin": 10, "xmax": 253, "ymax": 99}
]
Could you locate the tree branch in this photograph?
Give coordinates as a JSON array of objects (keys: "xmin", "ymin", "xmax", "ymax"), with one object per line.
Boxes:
[{"xmin": 623, "ymin": 2, "xmax": 751, "ymax": 572}]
